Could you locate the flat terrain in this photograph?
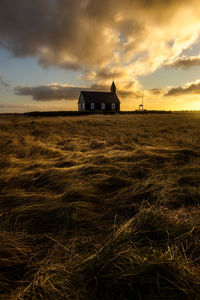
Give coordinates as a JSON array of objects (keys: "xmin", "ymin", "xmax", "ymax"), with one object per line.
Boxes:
[{"xmin": 1, "ymin": 113, "xmax": 200, "ymax": 299}]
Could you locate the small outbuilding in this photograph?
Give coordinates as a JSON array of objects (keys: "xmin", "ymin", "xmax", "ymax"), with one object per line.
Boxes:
[{"xmin": 78, "ymin": 81, "xmax": 120, "ymax": 112}]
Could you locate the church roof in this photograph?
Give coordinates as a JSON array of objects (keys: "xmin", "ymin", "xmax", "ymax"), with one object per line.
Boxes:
[{"xmin": 80, "ymin": 91, "xmax": 120, "ymax": 104}]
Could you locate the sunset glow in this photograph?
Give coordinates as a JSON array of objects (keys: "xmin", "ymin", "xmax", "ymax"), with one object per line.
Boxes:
[{"xmin": 1, "ymin": 0, "xmax": 200, "ymax": 112}]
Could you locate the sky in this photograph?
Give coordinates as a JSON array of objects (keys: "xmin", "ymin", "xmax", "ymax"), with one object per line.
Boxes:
[{"xmin": 1, "ymin": 0, "xmax": 200, "ymax": 112}]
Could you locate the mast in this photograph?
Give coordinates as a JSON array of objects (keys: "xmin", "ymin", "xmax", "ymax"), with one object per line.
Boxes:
[
  {"xmin": 142, "ymin": 90, "xmax": 144, "ymax": 110},
  {"xmin": 142, "ymin": 91, "xmax": 143, "ymax": 107}
]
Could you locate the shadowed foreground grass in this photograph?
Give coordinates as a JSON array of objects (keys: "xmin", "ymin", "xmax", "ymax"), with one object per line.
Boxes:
[{"xmin": 1, "ymin": 113, "xmax": 200, "ymax": 299}]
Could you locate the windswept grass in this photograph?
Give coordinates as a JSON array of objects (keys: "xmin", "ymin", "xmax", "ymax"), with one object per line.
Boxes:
[{"xmin": 1, "ymin": 113, "xmax": 200, "ymax": 299}]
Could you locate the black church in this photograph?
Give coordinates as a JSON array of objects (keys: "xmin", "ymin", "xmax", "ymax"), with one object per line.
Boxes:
[{"xmin": 78, "ymin": 82, "xmax": 120, "ymax": 112}]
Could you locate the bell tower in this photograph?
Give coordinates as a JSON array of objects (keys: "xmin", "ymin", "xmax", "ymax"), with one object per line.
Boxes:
[{"xmin": 111, "ymin": 81, "xmax": 116, "ymax": 94}]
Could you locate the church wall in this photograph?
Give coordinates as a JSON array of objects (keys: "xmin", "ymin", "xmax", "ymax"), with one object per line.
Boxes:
[
  {"xmin": 78, "ymin": 94, "xmax": 85, "ymax": 111},
  {"xmin": 84, "ymin": 102, "xmax": 120, "ymax": 111}
]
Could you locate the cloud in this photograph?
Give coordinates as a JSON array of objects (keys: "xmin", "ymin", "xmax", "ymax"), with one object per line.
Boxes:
[
  {"xmin": 149, "ymin": 88, "xmax": 163, "ymax": 96},
  {"xmin": 166, "ymin": 80, "xmax": 200, "ymax": 96},
  {"xmin": 95, "ymin": 68, "xmax": 125, "ymax": 80},
  {"xmin": 0, "ymin": 76, "xmax": 11, "ymax": 88},
  {"xmin": 167, "ymin": 55, "xmax": 200, "ymax": 69},
  {"xmin": 0, "ymin": 104, "xmax": 19, "ymax": 108},
  {"xmin": 15, "ymin": 81, "xmax": 141, "ymax": 101},
  {"xmin": 0, "ymin": 0, "xmax": 200, "ymax": 81},
  {"xmin": 15, "ymin": 83, "xmax": 85, "ymax": 101}
]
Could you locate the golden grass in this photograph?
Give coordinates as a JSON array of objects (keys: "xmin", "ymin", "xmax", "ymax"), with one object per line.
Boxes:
[{"xmin": 1, "ymin": 113, "xmax": 200, "ymax": 299}]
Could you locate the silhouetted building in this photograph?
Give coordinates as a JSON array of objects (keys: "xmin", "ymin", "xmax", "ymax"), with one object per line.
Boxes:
[{"xmin": 78, "ymin": 81, "xmax": 120, "ymax": 112}]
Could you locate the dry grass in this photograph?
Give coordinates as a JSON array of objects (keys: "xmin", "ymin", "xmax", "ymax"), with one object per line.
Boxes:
[{"xmin": 1, "ymin": 113, "xmax": 200, "ymax": 299}]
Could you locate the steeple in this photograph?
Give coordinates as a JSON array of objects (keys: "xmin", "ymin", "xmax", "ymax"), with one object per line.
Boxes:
[{"xmin": 111, "ymin": 81, "xmax": 116, "ymax": 94}]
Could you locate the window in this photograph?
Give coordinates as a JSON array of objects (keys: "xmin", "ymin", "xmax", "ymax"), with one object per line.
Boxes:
[
  {"xmin": 82, "ymin": 103, "xmax": 85, "ymax": 110},
  {"xmin": 78, "ymin": 103, "xmax": 81, "ymax": 110},
  {"xmin": 90, "ymin": 103, "xmax": 95, "ymax": 109},
  {"xmin": 111, "ymin": 103, "xmax": 116, "ymax": 110},
  {"xmin": 101, "ymin": 103, "xmax": 105, "ymax": 110}
]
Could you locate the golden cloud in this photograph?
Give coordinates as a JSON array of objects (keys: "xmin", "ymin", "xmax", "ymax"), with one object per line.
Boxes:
[
  {"xmin": 0, "ymin": 0, "xmax": 200, "ymax": 81},
  {"xmin": 166, "ymin": 80, "xmax": 200, "ymax": 96},
  {"xmin": 166, "ymin": 55, "xmax": 200, "ymax": 69}
]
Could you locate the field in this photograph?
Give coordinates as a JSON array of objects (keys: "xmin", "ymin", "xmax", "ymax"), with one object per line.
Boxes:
[{"xmin": 1, "ymin": 113, "xmax": 200, "ymax": 299}]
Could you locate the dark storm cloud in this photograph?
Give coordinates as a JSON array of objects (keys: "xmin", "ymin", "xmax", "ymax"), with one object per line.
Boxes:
[
  {"xmin": 15, "ymin": 82, "xmax": 140, "ymax": 101},
  {"xmin": 15, "ymin": 84, "xmax": 84, "ymax": 101},
  {"xmin": 15, "ymin": 83, "xmax": 114, "ymax": 101},
  {"xmin": 0, "ymin": 0, "xmax": 119, "ymax": 70},
  {"xmin": 0, "ymin": 0, "xmax": 54, "ymax": 56},
  {"xmin": 167, "ymin": 56, "xmax": 200, "ymax": 69},
  {"xmin": 166, "ymin": 81, "xmax": 200, "ymax": 96},
  {"xmin": 0, "ymin": 0, "xmax": 198, "ymax": 75}
]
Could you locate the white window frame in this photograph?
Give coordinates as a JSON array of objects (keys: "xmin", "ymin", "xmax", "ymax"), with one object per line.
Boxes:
[
  {"xmin": 90, "ymin": 103, "xmax": 95, "ymax": 109},
  {"xmin": 111, "ymin": 103, "xmax": 116, "ymax": 110},
  {"xmin": 101, "ymin": 103, "xmax": 105, "ymax": 110}
]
